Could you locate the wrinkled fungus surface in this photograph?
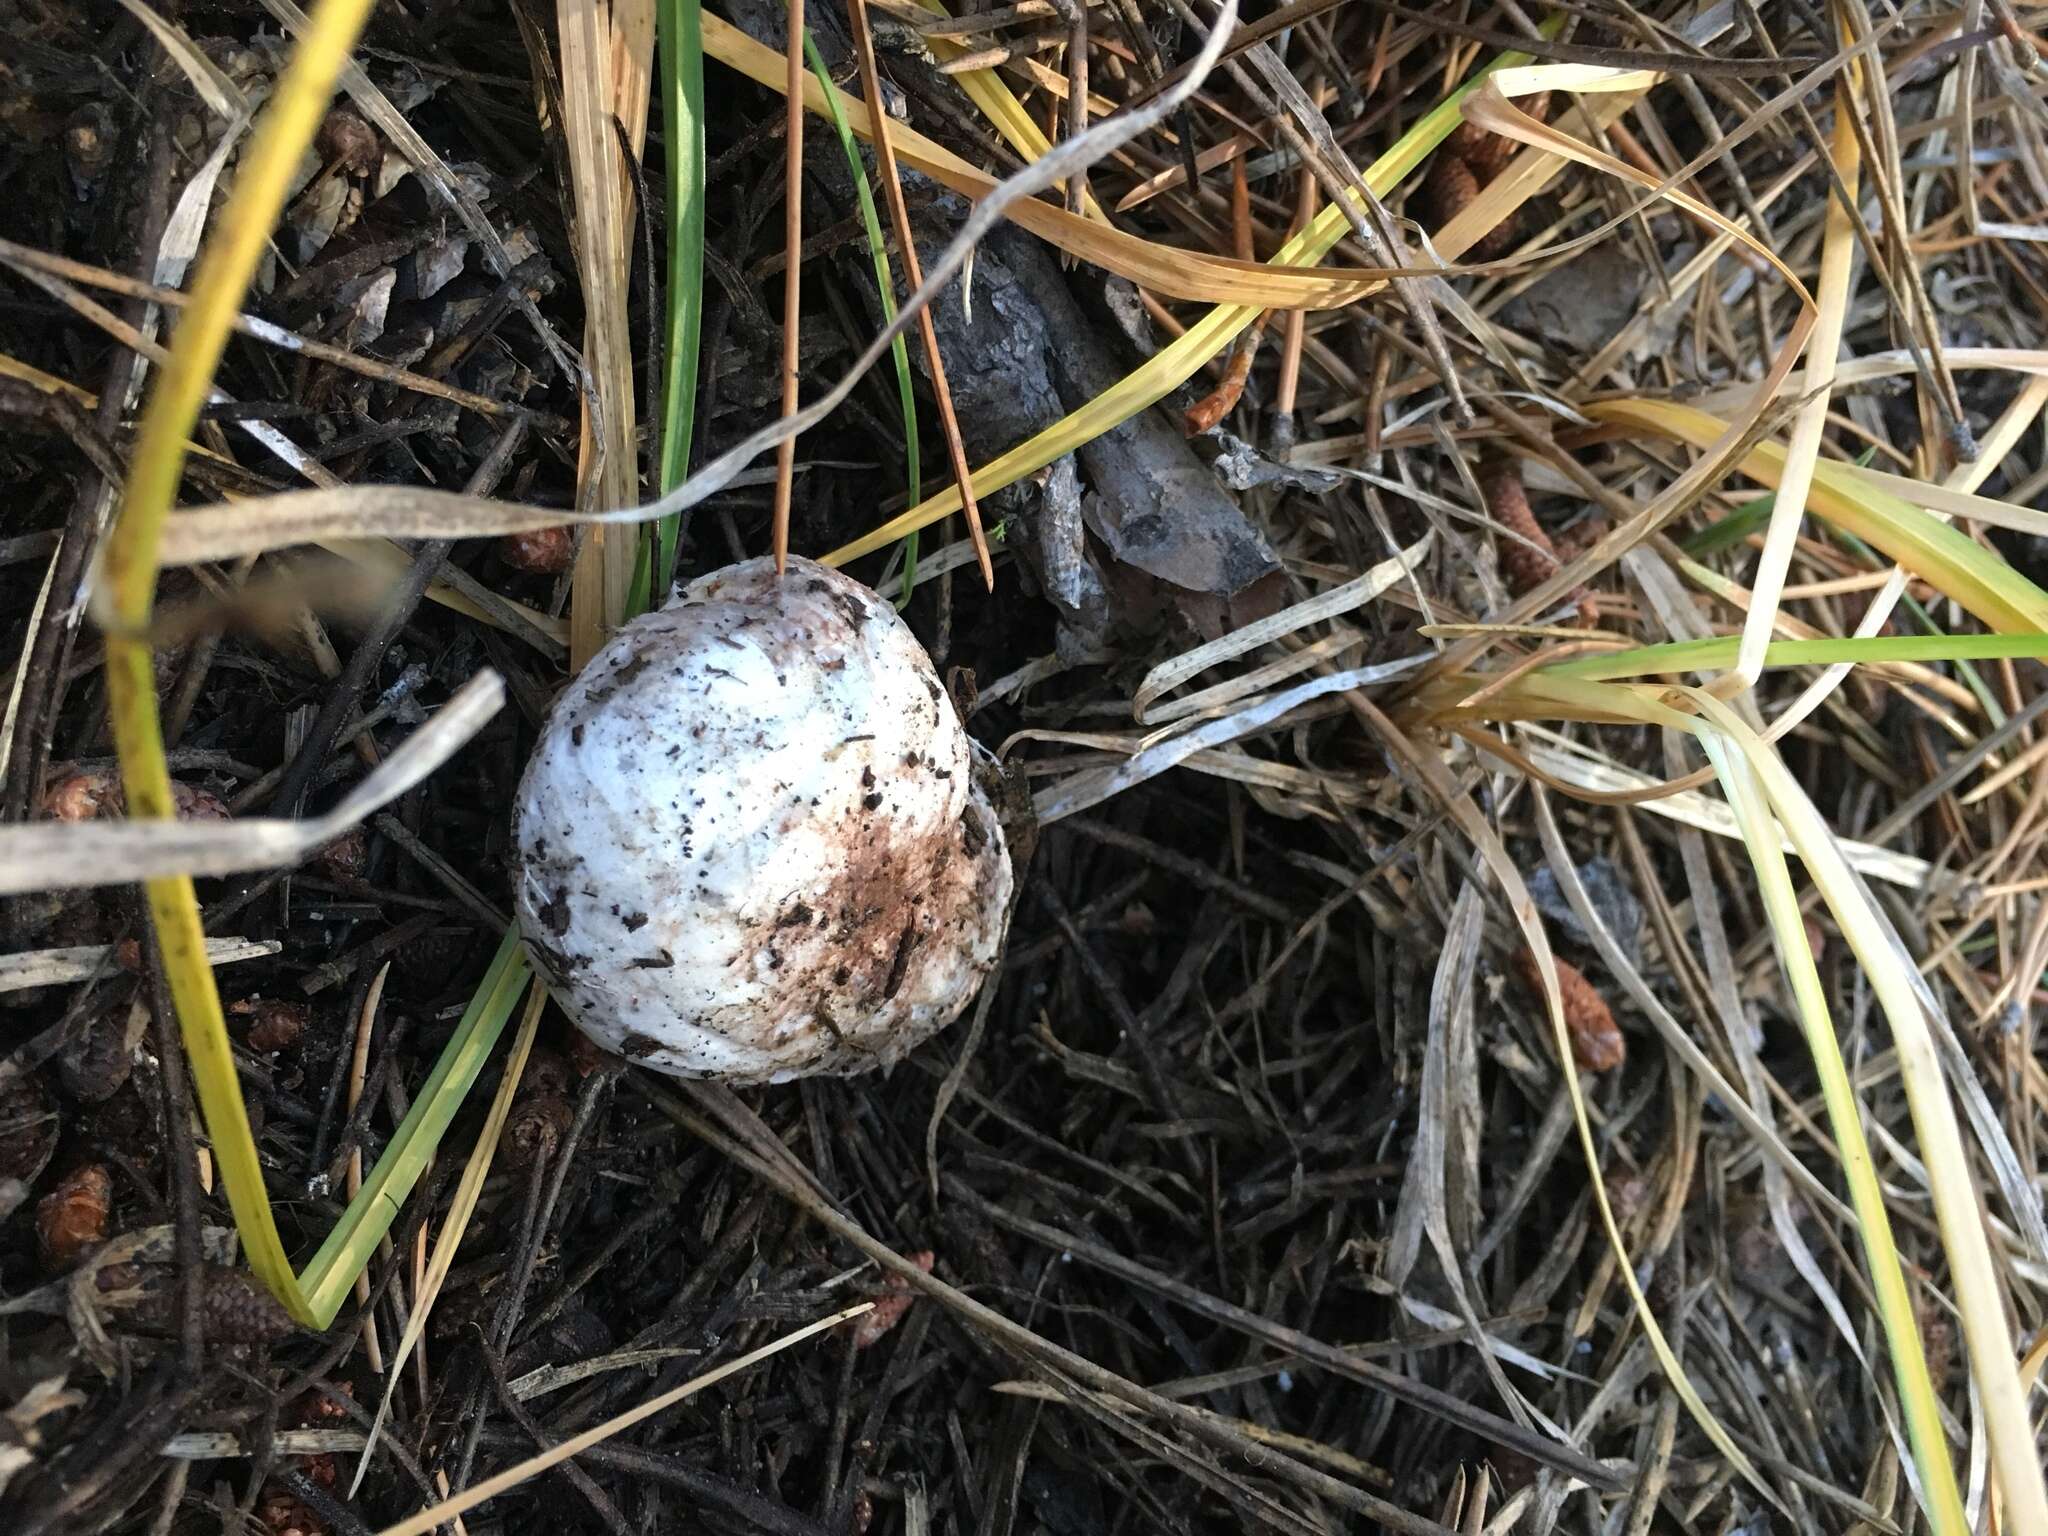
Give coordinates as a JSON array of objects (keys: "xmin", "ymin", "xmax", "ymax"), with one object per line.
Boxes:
[{"xmin": 513, "ymin": 556, "xmax": 1013, "ymax": 1083}]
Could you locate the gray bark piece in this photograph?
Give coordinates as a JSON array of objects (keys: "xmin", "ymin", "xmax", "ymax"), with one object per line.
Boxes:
[
  {"xmin": 725, "ymin": 0, "xmax": 1277, "ymax": 626},
  {"xmin": 995, "ymin": 229, "xmax": 1279, "ymax": 601}
]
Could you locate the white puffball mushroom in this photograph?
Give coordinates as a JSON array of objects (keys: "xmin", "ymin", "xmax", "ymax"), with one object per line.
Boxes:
[{"xmin": 512, "ymin": 555, "xmax": 1013, "ymax": 1084}]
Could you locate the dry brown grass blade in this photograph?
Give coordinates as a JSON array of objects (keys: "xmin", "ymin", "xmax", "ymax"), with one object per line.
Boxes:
[
  {"xmin": 701, "ymin": 15, "xmax": 1446, "ymax": 308},
  {"xmin": 558, "ymin": 0, "xmax": 644, "ymax": 663},
  {"xmin": 843, "ymin": 0, "xmax": 990, "ymax": 588}
]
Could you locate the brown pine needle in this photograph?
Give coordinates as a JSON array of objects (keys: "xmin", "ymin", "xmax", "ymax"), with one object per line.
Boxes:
[
  {"xmin": 1185, "ymin": 151, "xmax": 1264, "ymax": 436},
  {"xmin": 1273, "ymin": 157, "xmax": 1316, "ymax": 422},
  {"xmin": 845, "ymin": 0, "xmax": 992, "ymax": 589},
  {"xmin": 772, "ymin": 0, "xmax": 805, "ymax": 574}
]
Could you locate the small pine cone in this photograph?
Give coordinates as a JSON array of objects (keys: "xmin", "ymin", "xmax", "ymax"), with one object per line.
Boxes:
[
  {"xmin": 232, "ymin": 998, "xmax": 310, "ymax": 1054},
  {"xmin": 203, "ymin": 1265, "xmax": 299, "ymax": 1343},
  {"xmin": 315, "ymin": 108, "xmax": 379, "ymax": 176},
  {"xmin": 503, "ymin": 1091, "xmax": 573, "ymax": 1169},
  {"xmin": 1441, "ymin": 119, "xmax": 1496, "ymax": 167},
  {"xmin": 313, "ymin": 827, "xmax": 369, "ymax": 881},
  {"xmin": 40, "ymin": 772, "xmax": 227, "ymax": 822},
  {"xmin": 0, "ymin": 1072, "xmax": 60, "ymax": 1190},
  {"xmin": 292, "ymin": 1383, "xmax": 354, "ymax": 1425},
  {"xmin": 171, "ymin": 782, "xmax": 231, "ymax": 821},
  {"xmin": 848, "ymin": 1250, "xmax": 935, "ymax": 1350},
  {"xmin": 37, "ymin": 1163, "xmax": 111, "ymax": 1270},
  {"xmin": 1426, "ymin": 150, "xmax": 1480, "ymax": 233},
  {"xmin": 522, "ymin": 1047, "xmax": 575, "ymax": 1100},
  {"xmin": 396, "ymin": 927, "xmax": 473, "ymax": 991},
  {"xmin": 41, "ymin": 770, "xmax": 121, "ymax": 821},
  {"xmin": 565, "ymin": 1029, "xmax": 611, "ymax": 1078},
  {"xmin": 1514, "ymin": 949, "xmax": 1625, "ymax": 1073},
  {"xmin": 1462, "ymin": 93, "xmax": 1549, "ymax": 180},
  {"xmin": 258, "ymin": 1486, "xmax": 324, "ymax": 1536},
  {"xmin": 57, "ymin": 1000, "xmax": 140, "ymax": 1103},
  {"xmin": 1468, "ymin": 207, "xmax": 1523, "ymax": 262},
  {"xmin": 500, "ymin": 525, "xmax": 574, "ymax": 575},
  {"xmin": 1482, "ymin": 465, "xmax": 1561, "ymax": 596}
]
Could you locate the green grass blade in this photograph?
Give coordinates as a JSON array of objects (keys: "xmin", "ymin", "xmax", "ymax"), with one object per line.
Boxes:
[
  {"xmin": 798, "ymin": 23, "xmax": 921, "ymax": 576},
  {"xmin": 1830, "ymin": 528, "xmax": 2007, "ymax": 726},
  {"xmin": 297, "ymin": 927, "xmax": 530, "ymax": 1325},
  {"xmin": 656, "ymin": 0, "xmax": 707, "ymax": 593},
  {"xmin": 1680, "ymin": 490, "xmax": 1777, "ymax": 556}
]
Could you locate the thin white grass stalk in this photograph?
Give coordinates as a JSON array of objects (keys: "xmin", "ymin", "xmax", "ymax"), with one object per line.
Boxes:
[
  {"xmin": 1692, "ymin": 719, "xmax": 1964, "ymax": 1534},
  {"xmin": 1686, "ymin": 689, "xmax": 2048, "ymax": 1533},
  {"xmin": 1729, "ymin": 44, "xmax": 1860, "ymax": 693},
  {"xmin": 374, "ymin": 1304, "xmax": 871, "ymax": 1536}
]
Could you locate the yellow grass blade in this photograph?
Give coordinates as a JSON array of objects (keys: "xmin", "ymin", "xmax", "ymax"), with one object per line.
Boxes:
[
  {"xmin": 1544, "ymin": 633, "xmax": 2048, "ymax": 681},
  {"xmin": 1684, "ymin": 687, "xmax": 2043, "ymax": 1534},
  {"xmin": 700, "ymin": 15, "xmax": 1413, "ymax": 310},
  {"xmin": 1691, "ymin": 710, "xmax": 1964, "ymax": 1536},
  {"xmin": 97, "ymin": 0, "xmax": 385, "ymax": 1324},
  {"xmin": 820, "ymin": 29, "xmax": 1582, "ymax": 570},
  {"xmin": 1587, "ymin": 398, "xmax": 2048, "ymax": 634}
]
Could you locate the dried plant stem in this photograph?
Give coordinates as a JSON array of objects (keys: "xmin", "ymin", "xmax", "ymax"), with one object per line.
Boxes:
[
  {"xmin": 772, "ymin": 0, "xmax": 805, "ymax": 572},
  {"xmin": 844, "ymin": 0, "xmax": 991, "ymax": 588}
]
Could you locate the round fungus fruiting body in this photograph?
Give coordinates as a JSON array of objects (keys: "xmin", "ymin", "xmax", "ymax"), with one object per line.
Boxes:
[{"xmin": 513, "ymin": 555, "xmax": 1013, "ymax": 1084}]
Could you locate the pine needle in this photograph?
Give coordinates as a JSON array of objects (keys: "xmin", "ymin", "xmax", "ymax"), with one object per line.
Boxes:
[
  {"xmin": 799, "ymin": 24, "xmax": 923, "ymax": 563},
  {"xmin": 845, "ymin": 0, "xmax": 989, "ymax": 589},
  {"xmin": 771, "ymin": 0, "xmax": 806, "ymax": 572}
]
